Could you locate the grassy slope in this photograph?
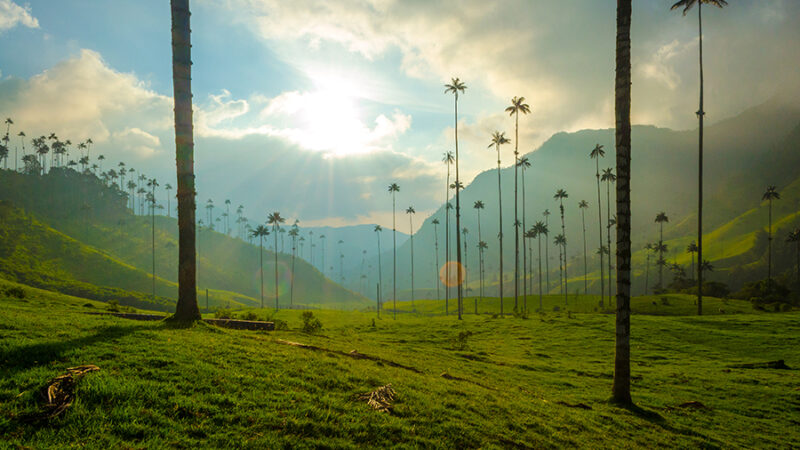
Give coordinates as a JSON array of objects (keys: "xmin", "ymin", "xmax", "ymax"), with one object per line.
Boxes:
[
  {"xmin": 1, "ymin": 287, "xmax": 798, "ymax": 448},
  {"xmin": 0, "ymin": 201, "xmax": 256, "ymax": 311}
]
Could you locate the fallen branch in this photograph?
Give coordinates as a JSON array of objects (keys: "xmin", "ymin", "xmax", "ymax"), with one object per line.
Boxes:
[
  {"xmin": 358, "ymin": 384, "xmax": 396, "ymax": 413},
  {"xmin": 23, "ymin": 365, "xmax": 100, "ymax": 422}
]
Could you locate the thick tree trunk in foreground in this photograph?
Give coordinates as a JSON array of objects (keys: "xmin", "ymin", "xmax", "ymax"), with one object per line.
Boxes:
[
  {"xmin": 171, "ymin": 0, "xmax": 200, "ymax": 321},
  {"xmin": 612, "ymin": 0, "xmax": 632, "ymax": 406}
]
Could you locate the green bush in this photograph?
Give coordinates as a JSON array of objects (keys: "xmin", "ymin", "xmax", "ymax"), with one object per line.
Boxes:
[
  {"xmin": 273, "ymin": 319, "xmax": 289, "ymax": 331},
  {"xmin": 301, "ymin": 311, "xmax": 322, "ymax": 333},
  {"xmin": 240, "ymin": 311, "xmax": 259, "ymax": 321},
  {"xmin": 106, "ymin": 300, "xmax": 120, "ymax": 312},
  {"xmin": 215, "ymin": 308, "xmax": 235, "ymax": 319}
]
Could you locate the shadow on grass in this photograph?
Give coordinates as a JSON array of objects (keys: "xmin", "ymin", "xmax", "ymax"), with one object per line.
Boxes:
[
  {"xmin": 610, "ymin": 400, "xmax": 724, "ymax": 446},
  {"xmin": 0, "ymin": 324, "xmax": 141, "ymax": 376}
]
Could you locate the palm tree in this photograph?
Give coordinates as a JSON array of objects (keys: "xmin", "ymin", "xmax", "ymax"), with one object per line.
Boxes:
[
  {"xmin": 462, "ymin": 227, "xmax": 473, "ymax": 313},
  {"xmin": 554, "ymin": 189, "xmax": 569, "ymax": 305},
  {"xmin": 524, "ymin": 228, "xmax": 536, "ymax": 310},
  {"xmin": 671, "ymin": 0, "xmax": 727, "ymax": 318},
  {"xmin": 442, "ymin": 150, "xmax": 454, "ymax": 315},
  {"xmin": 655, "ymin": 212, "xmax": 669, "ymax": 290},
  {"xmin": 762, "ymin": 186, "xmax": 781, "ymax": 293},
  {"xmin": 445, "ymin": 77, "xmax": 467, "ymax": 321},
  {"xmin": 478, "ymin": 240, "xmax": 488, "ymax": 307},
  {"xmin": 590, "ymin": 144, "xmax": 606, "ymax": 305},
  {"xmin": 147, "ymin": 178, "xmax": 159, "ymax": 301},
  {"xmin": 554, "ymin": 234, "xmax": 566, "ymax": 297},
  {"xmin": 432, "ymin": 218, "xmax": 441, "ymax": 302},
  {"xmin": 288, "ymin": 225, "xmax": 299, "ymax": 307},
  {"xmin": 644, "ymin": 243, "xmax": 654, "ymax": 295},
  {"xmin": 224, "ymin": 199, "xmax": 231, "ymax": 235},
  {"xmin": 543, "ymin": 209, "xmax": 551, "ymax": 294},
  {"xmin": 612, "ymin": 0, "xmax": 633, "ymax": 406},
  {"xmin": 489, "ymin": 130, "xmax": 510, "ymax": 315},
  {"xmin": 506, "ymin": 97, "xmax": 531, "ymax": 312},
  {"xmin": 388, "ymin": 183, "xmax": 400, "ymax": 319},
  {"xmin": 602, "ymin": 168, "xmax": 617, "ymax": 297},
  {"xmin": 167, "ymin": 0, "xmax": 200, "ymax": 321},
  {"xmin": 518, "ymin": 156, "xmax": 531, "ymax": 307},
  {"xmin": 268, "ymin": 212, "xmax": 285, "ymax": 309},
  {"xmin": 406, "ymin": 206, "xmax": 416, "ymax": 311},
  {"xmin": 251, "ymin": 224, "xmax": 269, "ymax": 308},
  {"xmin": 17, "ymin": 131, "xmax": 26, "ymax": 172},
  {"xmin": 164, "ymin": 183, "xmax": 173, "ymax": 217},
  {"xmin": 577, "ymin": 200, "xmax": 590, "ymax": 295},
  {"xmin": 686, "ymin": 241, "xmax": 698, "ymax": 280},
  {"xmin": 534, "ymin": 221, "xmax": 547, "ymax": 310},
  {"xmin": 374, "ymin": 224, "xmax": 383, "ymax": 317},
  {"xmin": 700, "ymin": 259, "xmax": 713, "ymax": 275},
  {"xmin": 206, "ymin": 199, "xmax": 214, "ymax": 229},
  {"xmin": 786, "ymin": 228, "xmax": 800, "ymax": 291}
]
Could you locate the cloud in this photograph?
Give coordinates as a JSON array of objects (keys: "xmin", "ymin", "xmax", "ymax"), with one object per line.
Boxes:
[
  {"xmin": 0, "ymin": 49, "xmax": 172, "ymax": 162},
  {"xmin": 0, "ymin": 0, "xmax": 38, "ymax": 32}
]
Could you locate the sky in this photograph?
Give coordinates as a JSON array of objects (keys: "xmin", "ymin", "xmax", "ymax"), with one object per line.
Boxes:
[{"xmin": 1, "ymin": 0, "xmax": 798, "ymax": 231}]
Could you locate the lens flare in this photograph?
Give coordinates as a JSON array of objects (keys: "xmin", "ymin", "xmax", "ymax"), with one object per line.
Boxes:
[
  {"xmin": 252, "ymin": 261, "xmax": 293, "ymax": 302},
  {"xmin": 439, "ymin": 261, "xmax": 465, "ymax": 287}
]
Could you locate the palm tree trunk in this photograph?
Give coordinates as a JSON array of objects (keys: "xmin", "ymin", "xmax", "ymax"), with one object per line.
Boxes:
[
  {"xmin": 274, "ymin": 229, "xmax": 279, "ymax": 310},
  {"xmin": 477, "ymin": 210, "xmax": 482, "ymax": 310},
  {"xmin": 612, "ymin": 0, "xmax": 632, "ymax": 406},
  {"xmin": 410, "ymin": 215, "xmax": 415, "ymax": 311},
  {"xmin": 560, "ymin": 199, "xmax": 567, "ymax": 306},
  {"xmin": 445, "ymin": 165, "xmax": 450, "ymax": 315},
  {"xmin": 607, "ymin": 180, "xmax": 613, "ymax": 298},
  {"xmin": 596, "ymin": 159, "xmax": 605, "ymax": 307},
  {"xmin": 545, "ymin": 216, "xmax": 550, "ymax": 293},
  {"xmin": 514, "ymin": 111, "xmax": 520, "ymax": 312},
  {"xmin": 152, "ymin": 190, "xmax": 156, "ymax": 302},
  {"xmin": 170, "ymin": 0, "xmax": 199, "ymax": 321},
  {"xmin": 496, "ymin": 144, "xmax": 504, "ymax": 316},
  {"xmin": 392, "ymin": 192, "xmax": 397, "ymax": 320},
  {"xmin": 697, "ymin": 2, "xmax": 705, "ymax": 316},
  {"xmin": 454, "ymin": 95, "xmax": 463, "ymax": 320},
  {"xmin": 645, "ymin": 252, "xmax": 650, "ymax": 295},
  {"xmin": 434, "ymin": 223, "xmax": 440, "ymax": 302},
  {"xmin": 290, "ymin": 239, "xmax": 296, "ymax": 308},
  {"xmin": 582, "ymin": 208, "xmax": 588, "ymax": 295},
  {"xmin": 538, "ymin": 235, "xmax": 543, "ymax": 310},
  {"xmin": 522, "ymin": 167, "xmax": 527, "ymax": 312},
  {"xmin": 377, "ymin": 236, "xmax": 382, "ymax": 317},
  {"xmin": 767, "ymin": 199, "xmax": 772, "ymax": 293},
  {"xmin": 260, "ymin": 236, "xmax": 264, "ymax": 308}
]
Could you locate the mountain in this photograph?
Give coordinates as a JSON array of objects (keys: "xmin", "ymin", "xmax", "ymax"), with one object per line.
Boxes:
[
  {"xmin": 343, "ymin": 94, "xmax": 800, "ymax": 298},
  {"xmin": 0, "ymin": 169, "xmax": 371, "ymax": 310}
]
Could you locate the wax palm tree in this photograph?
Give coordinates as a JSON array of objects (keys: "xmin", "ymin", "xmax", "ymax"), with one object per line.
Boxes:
[
  {"xmin": 655, "ymin": 212, "xmax": 669, "ymax": 290},
  {"xmin": 251, "ymin": 224, "xmax": 270, "ymax": 308},
  {"xmin": 374, "ymin": 224, "xmax": 383, "ymax": 317},
  {"xmin": 612, "ymin": 0, "xmax": 633, "ymax": 405},
  {"xmin": 523, "ymin": 228, "xmax": 535, "ymax": 312},
  {"xmin": 671, "ymin": 0, "xmax": 727, "ymax": 318},
  {"xmin": 686, "ymin": 241, "xmax": 698, "ymax": 280},
  {"xmin": 554, "ymin": 234, "xmax": 566, "ymax": 297},
  {"xmin": 432, "ymin": 218, "xmax": 441, "ymax": 302},
  {"xmin": 554, "ymin": 189, "xmax": 569, "ymax": 305},
  {"xmin": 147, "ymin": 178, "xmax": 159, "ymax": 300},
  {"xmin": 602, "ymin": 168, "xmax": 617, "ymax": 297},
  {"xmin": 442, "ymin": 150, "xmax": 454, "ymax": 315},
  {"xmin": 473, "ymin": 201, "xmax": 485, "ymax": 293},
  {"xmin": 489, "ymin": 130, "xmax": 510, "ymax": 314},
  {"xmin": 224, "ymin": 199, "xmax": 231, "ymax": 234},
  {"xmin": 590, "ymin": 144, "xmax": 606, "ymax": 305},
  {"xmin": 388, "ymin": 182, "xmax": 400, "ymax": 319},
  {"xmin": 518, "ymin": 156, "xmax": 531, "ymax": 305},
  {"xmin": 700, "ymin": 259, "xmax": 713, "ymax": 274},
  {"xmin": 164, "ymin": 184, "xmax": 173, "ymax": 217},
  {"xmin": 577, "ymin": 200, "xmax": 590, "ymax": 294},
  {"xmin": 762, "ymin": 186, "xmax": 780, "ymax": 293},
  {"xmin": 406, "ymin": 206, "xmax": 416, "ymax": 311},
  {"xmin": 534, "ymin": 221, "xmax": 547, "ymax": 310},
  {"xmin": 268, "ymin": 212, "xmax": 285, "ymax": 309},
  {"xmin": 543, "ymin": 209, "xmax": 552, "ymax": 294},
  {"xmin": 17, "ymin": 131, "xmax": 26, "ymax": 172},
  {"xmin": 445, "ymin": 77, "xmax": 467, "ymax": 321},
  {"xmin": 506, "ymin": 97, "xmax": 530, "ymax": 311},
  {"xmin": 478, "ymin": 240, "xmax": 488, "ymax": 306},
  {"xmin": 786, "ymin": 228, "xmax": 800, "ymax": 291},
  {"xmin": 462, "ymin": 227, "xmax": 473, "ymax": 313},
  {"xmin": 289, "ymin": 226, "xmax": 299, "ymax": 307},
  {"xmin": 206, "ymin": 199, "xmax": 214, "ymax": 229}
]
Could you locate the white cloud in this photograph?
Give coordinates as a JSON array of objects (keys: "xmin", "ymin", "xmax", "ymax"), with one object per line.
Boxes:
[
  {"xmin": 0, "ymin": 0, "xmax": 38, "ymax": 32},
  {"xmin": 110, "ymin": 127, "xmax": 161, "ymax": 158}
]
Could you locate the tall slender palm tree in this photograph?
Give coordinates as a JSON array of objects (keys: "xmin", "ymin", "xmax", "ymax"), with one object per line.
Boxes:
[
  {"xmin": 147, "ymin": 178, "xmax": 159, "ymax": 301},
  {"xmin": 388, "ymin": 183, "xmax": 400, "ymax": 319},
  {"xmin": 762, "ymin": 186, "xmax": 781, "ymax": 292},
  {"xmin": 655, "ymin": 212, "xmax": 669, "ymax": 290},
  {"xmin": 787, "ymin": 228, "xmax": 800, "ymax": 291},
  {"xmin": 462, "ymin": 227, "xmax": 474, "ymax": 313},
  {"xmin": 268, "ymin": 212, "xmax": 285, "ymax": 309},
  {"xmin": 373, "ymin": 225, "xmax": 385, "ymax": 316},
  {"xmin": 524, "ymin": 228, "xmax": 536, "ymax": 310},
  {"xmin": 534, "ymin": 221, "xmax": 547, "ymax": 310},
  {"xmin": 170, "ymin": 0, "xmax": 199, "ymax": 321},
  {"xmin": 445, "ymin": 77, "xmax": 467, "ymax": 321},
  {"xmin": 251, "ymin": 225, "xmax": 270, "ymax": 308},
  {"xmin": 555, "ymin": 234, "xmax": 566, "ymax": 297},
  {"xmin": 602, "ymin": 168, "xmax": 617, "ymax": 297},
  {"xmin": 506, "ymin": 97, "xmax": 531, "ymax": 312},
  {"xmin": 518, "ymin": 156, "xmax": 531, "ymax": 307},
  {"xmin": 320, "ymin": 234, "xmax": 327, "ymax": 274},
  {"xmin": 612, "ymin": 0, "xmax": 633, "ymax": 406},
  {"xmin": 17, "ymin": 131, "xmax": 26, "ymax": 172},
  {"xmin": 406, "ymin": 206, "xmax": 416, "ymax": 311},
  {"xmin": 432, "ymin": 218, "xmax": 441, "ymax": 302},
  {"xmin": 289, "ymin": 226, "xmax": 299, "ymax": 308},
  {"xmin": 554, "ymin": 189, "xmax": 569, "ymax": 305},
  {"xmin": 473, "ymin": 200, "xmax": 485, "ymax": 297},
  {"xmin": 442, "ymin": 150, "xmax": 454, "ymax": 315},
  {"xmin": 489, "ymin": 131, "xmax": 510, "ymax": 315},
  {"xmin": 671, "ymin": 0, "xmax": 727, "ymax": 316},
  {"xmin": 643, "ymin": 243, "xmax": 654, "ymax": 295},
  {"xmin": 590, "ymin": 144, "xmax": 606, "ymax": 305},
  {"xmin": 478, "ymin": 240, "xmax": 488, "ymax": 307},
  {"xmin": 578, "ymin": 200, "xmax": 590, "ymax": 295},
  {"xmin": 686, "ymin": 241, "xmax": 698, "ymax": 280},
  {"xmin": 164, "ymin": 184, "xmax": 173, "ymax": 217},
  {"xmin": 543, "ymin": 209, "xmax": 551, "ymax": 293}
]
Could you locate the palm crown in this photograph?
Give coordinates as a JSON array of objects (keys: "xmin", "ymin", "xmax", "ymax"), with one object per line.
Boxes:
[
  {"xmin": 250, "ymin": 224, "xmax": 269, "ymax": 238},
  {"xmin": 488, "ymin": 131, "xmax": 510, "ymax": 148},
  {"xmin": 578, "ymin": 200, "xmax": 589, "ymax": 209},
  {"xmin": 388, "ymin": 183, "xmax": 400, "ymax": 193},
  {"xmin": 554, "ymin": 189, "xmax": 568, "ymax": 201},
  {"xmin": 505, "ymin": 96, "xmax": 531, "ymax": 117},
  {"xmin": 590, "ymin": 144, "xmax": 605, "ymax": 159},
  {"xmin": 601, "ymin": 168, "xmax": 616, "ymax": 183},
  {"xmin": 655, "ymin": 212, "xmax": 669, "ymax": 224},
  {"xmin": 473, "ymin": 200, "xmax": 484, "ymax": 210},
  {"xmin": 670, "ymin": 0, "xmax": 727, "ymax": 15},
  {"xmin": 762, "ymin": 186, "xmax": 780, "ymax": 202},
  {"xmin": 442, "ymin": 151, "xmax": 454, "ymax": 165},
  {"xmin": 444, "ymin": 78, "xmax": 467, "ymax": 98}
]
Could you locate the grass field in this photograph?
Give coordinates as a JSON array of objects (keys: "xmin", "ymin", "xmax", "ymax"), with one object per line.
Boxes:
[{"xmin": 1, "ymin": 281, "xmax": 799, "ymax": 448}]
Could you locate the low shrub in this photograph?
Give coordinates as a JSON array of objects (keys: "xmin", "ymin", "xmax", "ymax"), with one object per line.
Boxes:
[
  {"xmin": 301, "ymin": 311, "xmax": 322, "ymax": 333},
  {"xmin": 3, "ymin": 286, "xmax": 26, "ymax": 299}
]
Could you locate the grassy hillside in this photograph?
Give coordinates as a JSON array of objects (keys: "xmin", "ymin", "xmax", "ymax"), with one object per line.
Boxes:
[
  {"xmin": 0, "ymin": 169, "xmax": 371, "ymax": 310},
  {"xmin": 1, "ymin": 289, "xmax": 798, "ymax": 447}
]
